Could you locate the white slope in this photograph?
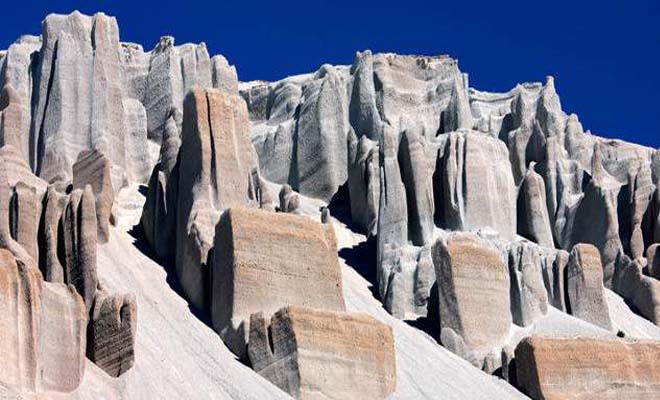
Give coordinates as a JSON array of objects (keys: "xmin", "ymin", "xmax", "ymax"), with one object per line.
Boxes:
[
  {"xmin": 80, "ymin": 227, "xmax": 291, "ymax": 400},
  {"xmin": 333, "ymin": 224, "xmax": 527, "ymax": 400}
]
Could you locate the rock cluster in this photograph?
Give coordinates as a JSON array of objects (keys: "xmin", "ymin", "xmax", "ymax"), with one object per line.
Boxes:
[
  {"xmin": 0, "ymin": 249, "xmax": 87, "ymax": 394},
  {"xmin": 516, "ymin": 337, "xmax": 660, "ymax": 399},
  {"xmin": 248, "ymin": 306, "xmax": 396, "ymax": 400},
  {"xmin": 5, "ymin": 9, "xmax": 660, "ymax": 400},
  {"xmin": 211, "ymin": 207, "xmax": 345, "ymax": 356}
]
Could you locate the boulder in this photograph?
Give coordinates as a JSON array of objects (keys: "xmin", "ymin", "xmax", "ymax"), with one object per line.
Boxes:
[
  {"xmin": 248, "ymin": 306, "xmax": 396, "ymax": 400},
  {"xmin": 72, "ymin": 149, "xmax": 114, "ymax": 244},
  {"xmin": 0, "ymin": 249, "xmax": 87, "ymax": 394},
  {"xmin": 211, "ymin": 207, "xmax": 345, "ymax": 358},
  {"xmin": 566, "ymin": 244, "xmax": 612, "ymax": 330},
  {"xmin": 432, "ymin": 234, "xmax": 511, "ymax": 359},
  {"xmin": 516, "ymin": 337, "xmax": 660, "ymax": 400},
  {"xmin": 88, "ymin": 291, "xmax": 138, "ymax": 377}
]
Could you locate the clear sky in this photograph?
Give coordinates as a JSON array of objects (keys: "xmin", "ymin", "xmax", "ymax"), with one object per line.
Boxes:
[{"xmin": 1, "ymin": 0, "xmax": 659, "ymax": 147}]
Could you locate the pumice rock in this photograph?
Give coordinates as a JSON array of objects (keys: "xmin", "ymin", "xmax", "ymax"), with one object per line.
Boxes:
[
  {"xmin": 211, "ymin": 207, "xmax": 345, "ymax": 358},
  {"xmin": 347, "ymin": 129, "xmax": 379, "ymax": 235},
  {"xmin": 72, "ymin": 149, "xmax": 114, "ymax": 244},
  {"xmin": 62, "ymin": 185, "xmax": 98, "ymax": 312},
  {"xmin": 9, "ymin": 181, "xmax": 39, "ymax": 261},
  {"xmin": 88, "ymin": 291, "xmax": 138, "ymax": 377},
  {"xmin": 248, "ymin": 306, "xmax": 396, "ymax": 400},
  {"xmin": 565, "ymin": 244, "xmax": 612, "ymax": 330},
  {"xmin": 516, "ymin": 163, "xmax": 554, "ymax": 248},
  {"xmin": 506, "ymin": 241, "xmax": 549, "ymax": 327},
  {"xmin": 432, "ymin": 234, "xmax": 511, "ymax": 363},
  {"xmin": 435, "ymin": 130, "xmax": 517, "ymax": 240},
  {"xmin": 515, "ymin": 337, "xmax": 660, "ymax": 400},
  {"xmin": 175, "ymin": 87, "xmax": 259, "ymax": 310},
  {"xmin": 0, "ymin": 249, "xmax": 87, "ymax": 394}
]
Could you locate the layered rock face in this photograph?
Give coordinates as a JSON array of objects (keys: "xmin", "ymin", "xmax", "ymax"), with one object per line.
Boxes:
[
  {"xmin": 0, "ymin": 248, "xmax": 87, "ymax": 394},
  {"xmin": 211, "ymin": 207, "xmax": 345, "ymax": 357},
  {"xmin": 432, "ymin": 234, "xmax": 511, "ymax": 365},
  {"xmin": 88, "ymin": 291, "xmax": 138, "ymax": 377},
  {"xmin": 565, "ymin": 244, "xmax": 611, "ymax": 329},
  {"xmin": 516, "ymin": 337, "xmax": 660, "ymax": 400},
  {"xmin": 248, "ymin": 306, "xmax": 396, "ymax": 400},
  {"xmin": 6, "ymin": 9, "xmax": 660, "ymax": 400}
]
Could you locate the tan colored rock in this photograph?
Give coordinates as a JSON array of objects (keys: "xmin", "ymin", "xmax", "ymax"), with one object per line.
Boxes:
[
  {"xmin": 566, "ymin": 244, "xmax": 611, "ymax": 330},
  {"xmin": 432, "ymin": 234, "xmax": 511, "ymax": 358},
  {"xmin": 175, "ymin": 87, "xmax": 258, "ymax": 310},
  {"xmin": 0, "ymin": 249, "xmax": 87, "ymax": 394},
  {"xmin": 248, "ymin": 306, "xmax": 396, "ymax": 400},
  {"xmin": 88, "ymin": 291, "xmax": 138, "ymax": 377},
  {"xmin": 211, "ymin": 207, "xmax": 345, "ymax": 358},
  {"xmin": 516, "ymin": 336, "xmax": 660, "ymax": 400},
  {"xmin": 62, "ymin": 186, "xmax": 98, "ymax": 312},
  {"xmin": 72, "ymin": 149, "xmax": 114, "ymax": 244},
  {"xmin": 9, "ymin": 182, "xmax": 39, "ymax": 261},
  {"xmin": 613, "ymin": 252, "xmax": 660, "ymax": 325},
  {"xmin": 38, "ymin": 186, "xmax": 68, "ymax": 283}
]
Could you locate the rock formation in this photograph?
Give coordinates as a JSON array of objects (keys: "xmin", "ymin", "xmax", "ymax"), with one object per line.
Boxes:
[
  {"xmin": 0, "ymin": 249, "xmax": 87, "ymax": 394},
  {"xmin": 505, "ymin": 241, "xmax": 549, "ymax": 327},
  {"xmin": 211, "ymin": 207, "xmax": 345, "ymax": 357},
  {"xmin": 248, "ymin": 306, "xmax": 396, "ymax": 400},
  {"xmin": 4, "ymin": 9, "xmax": 660, "ymax": 400},
  {"xmin": 565, "ymin": 244, "xmax": 612, "ymax": 329},
  {"xmin": 88, "ymin": 291, "xmax": 138, "ymax": 377},
  {"xmin": 72, "ymin": 150, "xmax": 114, "ymax": 244},
  {"xmin": 432, "ymin": 234, "xmax": 511, "ymax": 365},
  {"xmin": 516, "ymin": 337, "xmax": 660, "ymax": 400},
  {"xmin": 435, "ymin": 131, "xmax": 517, "ymax": 240}
]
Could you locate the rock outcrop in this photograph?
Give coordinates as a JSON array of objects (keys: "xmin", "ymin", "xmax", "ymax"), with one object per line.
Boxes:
[
  {"xmin": 174, "ymin": 87, "xmax": 260, "ymax": 310},
  {"xmin": 0, "ymin": 249, "xmax": 87, "ymax": 394},
  {"xmin": 565, "ymin": 244, "xmax": 612, "ymax": 329},
  {"xmin": 432, "ymin": 234, "xmax": 511, "ymax": 363},
  {"xmin": 435, "ymin": 131, "xmax": 517, "ymax": 240},
  {"xmin": 613, "ymin": 252, "xmax": 660, "ymax": 325},
  {"xmin": 248, "ymin": 306, "xmax": 396, "ymax": 400},
  {"xmin": 505, "ymin": 241, "xmax": 549, "ymax": 327},
  {"xmin": 516, "ymin": 337, "xmax": 660, "ymax": 400},
  {"xmin": 88, "ymin": 291, "xmax": 138, "ymax": 377},
  {"xmin": 72, "ymin": 150, "xmax": 114, "ymax": 244},
  {"xmin": 211, "ymin": 207, "xmax": 345, "ymax": 358}
]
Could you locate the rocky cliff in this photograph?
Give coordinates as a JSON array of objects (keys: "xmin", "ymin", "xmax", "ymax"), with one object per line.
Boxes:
[{"xmin": 1, "ymin": 10, "xmax": 660, "ymax": 400}]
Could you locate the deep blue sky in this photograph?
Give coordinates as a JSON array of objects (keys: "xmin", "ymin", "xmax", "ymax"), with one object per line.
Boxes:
[{"xmin": 1, "ymin": 0, "xmax": 659, "ymax": 147}]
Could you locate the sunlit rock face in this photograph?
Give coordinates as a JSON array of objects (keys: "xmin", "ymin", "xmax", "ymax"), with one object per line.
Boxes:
[{"xmin": 3, "ymin": 9, "xmax": 660, "ymax": 400}]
